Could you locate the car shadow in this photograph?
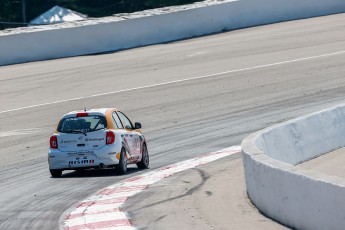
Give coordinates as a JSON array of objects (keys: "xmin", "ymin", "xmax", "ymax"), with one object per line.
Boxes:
[{"xmin": 56, "ymin": 166, "xmax": 148, "ymax": 178}]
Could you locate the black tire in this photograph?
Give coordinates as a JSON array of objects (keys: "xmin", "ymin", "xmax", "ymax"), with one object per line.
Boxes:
[
  {"xmin": 116, "ymin": 148, "xmax": 128, "ymax": 174},
  {"xmin": 50, "ymin": 169, "xmax": 62, "ymax": 178},
  {"xmin": 137, "ymin": 143, "xmax": 149, "ymax": 169}
]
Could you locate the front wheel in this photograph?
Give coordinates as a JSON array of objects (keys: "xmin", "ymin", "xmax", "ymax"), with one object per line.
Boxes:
[
  {"xmin": 50, "ymin": 169, "xmax": 62, "ymax": 178},
  {"xmin": 116, "ymin": 148, "xmax": 128, "ymax": 175},
  {"xmin": 137, "ymin": 143, "xmax": 149, "ymax": 169}
]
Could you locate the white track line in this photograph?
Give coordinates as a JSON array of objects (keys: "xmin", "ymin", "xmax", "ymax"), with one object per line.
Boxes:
[
  {"xmin": 2, "ymin": 50, "xmax": 345, "ymax": 115},
  {"xmin": 62, "ymin": 146, "xmax": 241, "ymax": 230}
]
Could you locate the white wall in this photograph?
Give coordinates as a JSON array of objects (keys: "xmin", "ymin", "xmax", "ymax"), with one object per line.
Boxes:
[
  {"xmin": 242, "ymin": 104, "xmax": 345, "ymax": 230},
  {"xmin": 257, "ymin": 108, "xmax": 345, "ymax": 165},
  {"xmin": 1, "ymin": 0, "xmax": 345, "ymax": 66}
]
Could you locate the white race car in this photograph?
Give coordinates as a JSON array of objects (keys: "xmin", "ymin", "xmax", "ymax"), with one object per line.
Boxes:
[{"xmin": 48, "ymin": 108, "xmax": 149, "ymax": 177}]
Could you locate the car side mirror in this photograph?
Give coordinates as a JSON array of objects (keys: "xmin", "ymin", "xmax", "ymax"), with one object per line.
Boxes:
[{"xmin": 135, "ymin": 122, "xmax": 142, "ymax": 129}]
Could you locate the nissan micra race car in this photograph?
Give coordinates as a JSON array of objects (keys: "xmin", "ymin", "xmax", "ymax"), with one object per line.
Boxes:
[{"xmin": 48, "ymin": 108, "xmax": 149, "ymax": 177}]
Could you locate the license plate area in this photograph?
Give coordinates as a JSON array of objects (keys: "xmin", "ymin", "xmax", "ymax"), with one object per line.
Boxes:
[{"xmin": 67, "ymin": 151, "xmax": 95, "ymax": 165}]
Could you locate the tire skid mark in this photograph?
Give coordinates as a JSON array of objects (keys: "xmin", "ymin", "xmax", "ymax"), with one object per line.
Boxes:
[{"xmin": 62, "ymin": 145, "xmax": 241, "ymax": 230}]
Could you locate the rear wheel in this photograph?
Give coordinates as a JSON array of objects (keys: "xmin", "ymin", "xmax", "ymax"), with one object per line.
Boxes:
[
  {"xmin": 50, "ymin": 169, "xmax": 62, "ymax": 178},
  {"xmin": 116, "ymin": 148, "xmax": 127, "ymax": 174},
  {"xmin": 137, "ymin": 143, "xmax": 149, "ymax": 169}
]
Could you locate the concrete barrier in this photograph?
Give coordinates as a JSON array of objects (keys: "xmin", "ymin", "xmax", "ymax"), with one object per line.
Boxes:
[
  {"xmin": 242, "ymin": 104, "xmax": 345, "ymax": 230},
  {"xmin": 1, "ymin": 0, "xmax": 345, "ymax": 66}
]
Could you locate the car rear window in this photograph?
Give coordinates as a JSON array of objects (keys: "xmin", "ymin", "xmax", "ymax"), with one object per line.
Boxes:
[{"xmin": 57, "ymin": 115, "xmax": 107, "ymax": 133}]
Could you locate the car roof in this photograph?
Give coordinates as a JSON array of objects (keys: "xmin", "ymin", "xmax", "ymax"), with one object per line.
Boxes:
[{"xmin": 62, "ymin": 108, "xmax": 117, "ymax": 118}]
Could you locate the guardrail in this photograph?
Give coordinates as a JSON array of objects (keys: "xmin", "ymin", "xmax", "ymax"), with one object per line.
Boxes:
[
  {"xmin": 242, "ymin": 104, "xmax": 345, "ymax": 230},
  {"xmin": 1, "ymin": 0, "xmax": 345, "ymax": 66}
]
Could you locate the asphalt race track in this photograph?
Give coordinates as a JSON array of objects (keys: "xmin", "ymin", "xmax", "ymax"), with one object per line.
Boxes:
[{"xmin": 1, "ymin": 13, "xmax": 345, "ymax": 229}]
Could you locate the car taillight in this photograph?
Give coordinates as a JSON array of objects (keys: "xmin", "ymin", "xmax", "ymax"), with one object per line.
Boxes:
[
  {"xmin": 50, "ymin": 135, "xmax": 58, "ymax": 149},
  {"xmin": 77, "ymin": 112, "xmax": 89, "ymax": 117},
  {"xmin": 106, "ymin": 131, "xmax": 115, "ymax": 145}
]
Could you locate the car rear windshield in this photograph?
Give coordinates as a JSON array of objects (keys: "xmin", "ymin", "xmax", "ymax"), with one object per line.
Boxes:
[{"xmin": 57, "ymin": 115, "xmax": 107, "ymax": 133}]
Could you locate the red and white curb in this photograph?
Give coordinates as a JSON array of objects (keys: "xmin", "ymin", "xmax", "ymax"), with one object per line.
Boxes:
[{"xmin": 62, "ymin": 146, "xmax": 241, "ymax": 230}]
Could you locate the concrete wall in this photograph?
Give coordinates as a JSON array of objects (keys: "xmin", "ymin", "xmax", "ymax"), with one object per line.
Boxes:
[
  {"xmin": 1, "ymin": 0, "xmax": 345, "ymax": 66},
  {"xmin": 242, "ymin": 104, "xmax": 345, "ymax": 230}
]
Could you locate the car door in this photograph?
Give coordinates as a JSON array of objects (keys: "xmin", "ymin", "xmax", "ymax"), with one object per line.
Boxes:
[
  {"xmin": 116, "ymin": 111, "xmax": 140, "ymax": 160},
  {"xmin": 112, "ymin": 111, "xmax": 132, "ymax": 153}
]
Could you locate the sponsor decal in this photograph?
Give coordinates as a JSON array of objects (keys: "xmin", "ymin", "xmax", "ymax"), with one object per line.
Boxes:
[
  {"xmin": 68, "ymin": 159, "xmax": 95, "ymax": 165},
  {"xmin": 123, "ymin": 138, "xmax": 131, "ymax": 153},
  {"xmin": 67, "ymin": 151, "xmax": 94, "ymax": 156},
  {"xmin": 85, "ymin": 138, "xmax": 104, "ymax": 142},
  {"xmin": 60, "ymin": 140, "xmax": 77, "ymax": 144},
  {"xmin": 129, "ymin": 155, "xmax": 140, "ymax": 163},
  {"xmin": 108, "ymin": 152, "xmax": 116, "ymax": 155}
]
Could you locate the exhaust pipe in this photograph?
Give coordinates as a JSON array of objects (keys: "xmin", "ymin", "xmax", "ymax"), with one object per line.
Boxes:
[{"xmin": 99, "ymin": 163, "xmax": 105, "ymax": 169}]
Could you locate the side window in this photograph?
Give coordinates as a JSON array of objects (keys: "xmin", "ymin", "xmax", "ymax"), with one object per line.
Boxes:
[
  {"xmin": 112, "ymin": 112, "xmax": 123, "ymax": 129},
  {"xmin": 117, "ymin": 112, "xmax": 133, "ymax": 130}
]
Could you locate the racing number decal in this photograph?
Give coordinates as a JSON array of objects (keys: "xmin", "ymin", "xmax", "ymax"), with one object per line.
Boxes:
[{"xmin": 133, "ymin": 137, "xmax": 140, "ymax": 148}]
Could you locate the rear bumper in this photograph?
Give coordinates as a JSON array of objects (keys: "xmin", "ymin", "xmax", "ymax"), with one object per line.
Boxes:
[{"xmin": 48, "ymin": 145, "xmax": 121, "ymax": 170}]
